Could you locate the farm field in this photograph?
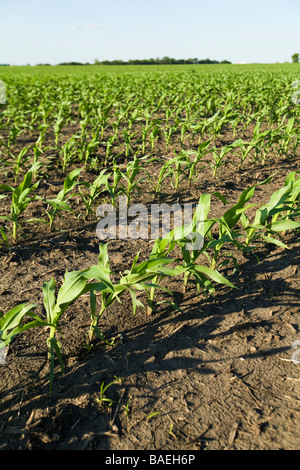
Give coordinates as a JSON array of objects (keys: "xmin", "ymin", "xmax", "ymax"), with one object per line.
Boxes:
[{"xmin": 0, "ymin": 64, "xmax": 299, "ymax": 450}]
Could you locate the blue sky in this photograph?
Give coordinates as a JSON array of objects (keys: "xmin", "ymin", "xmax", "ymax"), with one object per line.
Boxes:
[{"xmin": 1, "ymin": 0, "xmax": 300, "ymax": 65}]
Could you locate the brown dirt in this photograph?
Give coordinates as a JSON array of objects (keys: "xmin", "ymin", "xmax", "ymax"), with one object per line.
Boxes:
[{"xmin": 0, "ymin": 122, "xmax": 299, "ymax": 451}]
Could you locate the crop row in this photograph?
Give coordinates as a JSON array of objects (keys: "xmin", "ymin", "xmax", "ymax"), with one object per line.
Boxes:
[{"xmin": 1, "ymin": 170, "xmax": 299, "ymax": 390}]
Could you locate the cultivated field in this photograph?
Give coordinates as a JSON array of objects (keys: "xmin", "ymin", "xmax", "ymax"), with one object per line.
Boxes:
[{"xmin": 0, "ymin": 64, "xmax": 299, "ymax": 450}]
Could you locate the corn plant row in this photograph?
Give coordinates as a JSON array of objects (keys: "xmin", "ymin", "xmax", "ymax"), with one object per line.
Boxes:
[
  {"xmin": 0, "ymin": 171, "xmax": 299, "ymax": 390},
  {"xmin": 1, "ymin": 115, "xmax": 299, "ymax": 178}
]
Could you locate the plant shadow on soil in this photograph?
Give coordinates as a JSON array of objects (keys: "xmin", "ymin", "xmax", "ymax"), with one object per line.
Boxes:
[{"xmin": 0, "ymin": 229, "xmax": 299, "ymax": 450}]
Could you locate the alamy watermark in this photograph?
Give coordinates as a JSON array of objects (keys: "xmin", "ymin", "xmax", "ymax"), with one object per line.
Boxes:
[
  {"xmin": 290, "ymin": 340, "xmax": 300, "ymax": 364},
  {"xmin": 0, "ymin": 341, "xmax": 8, "ymax": 365},
  {"xmin": 291, "ymin": 80, "xmax": 300, "ymax": 105},
  {"xmin": 96, "ymin": 196, "xmax": 204, "ymax": 250},
  {"xmin": 0, "ymin": 80, "xmax": 6, "ymax": 104}
]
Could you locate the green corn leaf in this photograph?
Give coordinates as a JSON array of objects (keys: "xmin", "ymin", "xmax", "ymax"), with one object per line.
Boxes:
[
  {"xmin": 3, "ymin": 318, "xmax": 48, "ymax": 346},
  {"xmin": 128, "ymin": 288, "xmax": 145, "ymax": 315},
  {"xmin": 44, "ymin": 198, "xmax": 73, "ymax": 212},
  {"xmin": 62, "ymin": 168, "xmax": 81, "ymax": 193},
  {"xmin": 0, "ymin": 184, "xmax": 14, "ymax": 192},
  {"xmin": 98, "ymin": 243, "xmax": 110, "ymax": 270},
  {"xmin": 0, "ymin": 303, "xmax": 44, "ymax": 346},
  {"xmin": 213, "ymin": 191, "xmax": 228, "ymax": 205},
  {"xmin": 259, "ymin": 234, "xmax": 289, "ymax": 249},
  {"xmin": 0, "ymin": 303, "xmax": 38, "ymax": 335},
  {"xmin": 54, "ymin": 270, "xmax": 89, "ymax": 317},
  {"xmin": 93, "ymin": 325, "xmax": 106, "ymax": 342},
  {"xmin": 42, "ymin": 278, "xmax": 56, "ymax": 324},
  {"xmin": 267, "ymin": 219, "xmax": 300, "ymax": 232},
  {"xmin": 191, "ymin": 265, "xmax": 236, "ymax": 288}
]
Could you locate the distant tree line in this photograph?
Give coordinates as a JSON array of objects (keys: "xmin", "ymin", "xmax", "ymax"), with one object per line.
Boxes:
[
  {"xmin": 54, "ymin": 57, "xmax": 231, "ymax": 66},
  {"xmin": 94, "ymin": 57, "xmax": 232, "ymax": 65}
]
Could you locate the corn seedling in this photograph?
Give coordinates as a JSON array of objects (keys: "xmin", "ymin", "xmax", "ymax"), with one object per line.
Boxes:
[
  {"xmin": 104, "ymin": 159, "xmax": 123, "ymax": 207},
  {"xmin": 119, "ymin": 155, "xmax": 151, "ymax": 204},
  {"xmin": 208, "ymin": 176, "xmax": 274, "ymax": 269},
  {"xmin": 43, "ymin": 263, "xmax": 114, "ymax": 388},
  {"xmin": 163, "ymin": 124, "xmax": 177, "ymax": 150},
  {"xmin": 36, "ymin": 123, "xmax": 49, "ymax": 151},
  {"xmin": 0, "ymin": 163, "xmax": 40, "ymax": 242},
  {"xmin": 146, "ymin": 411, "xmax": 161, "ymax": 422},
  {"xmin": 186, "ymin": 139, "xmax": 211, "ymax": 187},
  {"xmin": 83, "ymin": 127, "xmax": 101, "ymax": 165},
  {"xmin": 87, "ymin": 243, "xmax": 178, "ymax": 337},
  {"xmin": 149, "ymin": 123, "xmax": 161, "ymax": 151},
  {"xmin": 9, "ymin": 146, "xmax": 31, "ymax": 182},
  {"xmin": 153, "ymin": 152, "xmax": 189, "ymax": 193},
  {"xmin": 96, "ymin": 377, "xmax": 122, "ymax": 407},
  {"xmin": 53, "ymin": 110, "xmax": 65, "ymax": 148},
  {"xmin": 209, "ymin": 140, "xmax": 243, "ymax": 178},
  {"xmin": 152, "ymin": 195, "xmax": 234, "ymax": 296},
  {"xmin": 0, "ymin": 258, "xmax": 116, "ymax": 390},
  {"xmin": 103, "ymin": 135, "xmax": 117, "ymax": 166},
  {"xmin": 242, "ymin": 172, "xmax": 300, "ymax": 250},
  {"xmin": 0, "ymin": 302, "xmax": 47, "ymax": 349},
  {"xmin": 77, "ymin": 169, "xmax": 109, "ymax": 219},
  {"xmin": 59, "ymin": 137, "xmax": 78, "ymax": 173},
  {"xmin": 32, "ymin": 168, "xmax": 81, "ymax": 231},
  {"xmin": 122, "ymin": 128, "xmax": 136, "ymax": 160}
]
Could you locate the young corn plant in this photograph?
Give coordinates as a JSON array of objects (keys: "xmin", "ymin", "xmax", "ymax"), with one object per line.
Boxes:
[
  {"xmin": 151, "ymin": 196, "xmax": 234, "ymax": 298},
  {"xmin": 59, "ymin": 137, "xmax": 77, "ymax": 173},
  {"xmin": 191, "ymin": 111, "xmax": 220, "ymax": 145},
  {"xmin": 31, "ymin": 168, "xmax": 81, "ymax": 231},
  {"xmin": 153, "ymin": 152, "xmax": 190, "ymax": 193},
  {"xmin": 0, "ymin": 259, "xmax": 115, "ymax": 391},
  {"xmin": 163, "ymin": 124, "xmax": 177, "ymax": 151},
  {"xmin": 87, "ymin": 243, "xmax": 180, "ymax": 338},
  {"xmin": 139, "ymin": 123, "xmax": 151, "ymax": 155},
  {"xmin": 103, "ymin": 135, "xmax": 117, "ymax": 166},
  {"xmin": 249, "ymin": 122, "xmax": 273, "ymax": 165},
  {"xmin": 36, "ymin": 123, "xmax": 49, "ymax": 151},
  {"xmin": 120, "ymin": 247, "xmax": 185, "ymax": 316},
  {"xmin": 0, "ymin": 302, "xmax": 47, "ymax": 351},
  {"xmin": 96, "ymin": 377, "xmax": 122, "ymax": 407},
  {"xmin": 207, "ymin": 176, "xmax": 274, "ymax": 270},
  {"xmin": 76, "ymin": 169, "xmax": 110, "ymax": 219},
  {"xmin": 186, "ymin": 139, "xmax": 211, "ymax": 187},
  {"xmin": 0, "ymin": 221, "xmax": 9, "ymax": 249},
  {"xmin": 43, "ymin": 263, "xmax": 115, "ymax": 387},
  {"xmin": 83, "ymin": 126, "xmax": 101, "ymax": 165},
  {"xmin": 149, "ymin": 124, "xmax": 161, "ymax": 151},
  {"xmin": 276, "ymin": 117, "xmax": 298, "ymax": 156},
  {"xmin": 87, "ymin": 244, "xmax": 120, "ymax": 343},
  {"xmin": 96, "ymin": 104, "xmax": 113, "ymax": 139},
  {"xmin": 0, "ymin": 163, "xmax": 41, "ymax": 242},
  {"xmin": 9, "ymin": 146, "xmax": 31, "ymax": 182},
  {"xmin": 209, "ymin": 140, "xmax": 242, "ymax": 178},
  {"xmin": 53, "ymin": 110, "xmax": 65, "ymax": 148},
  {"xmin": 119, "ymin": 155, "xmax": 151, "ymax": 204},
  {"xmin": 169, "ymin": 152, "xmax": 191, "ymax": 190},
  {"xmin": 241, "ymin": 171, "xmax": 300, "ymax": 250},
  {"xmin": 122, "ymin": 128, "xmax": 136, "ymax": 160},
  {"xmin": 104, "ymin": 159, "xmax": 123, "ymax": 207}
]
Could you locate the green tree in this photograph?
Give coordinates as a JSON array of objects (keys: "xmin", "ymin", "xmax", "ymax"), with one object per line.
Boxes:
[{"xmin": 292, "ymin": 53, "xmax": 299, "ymax": 63}]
